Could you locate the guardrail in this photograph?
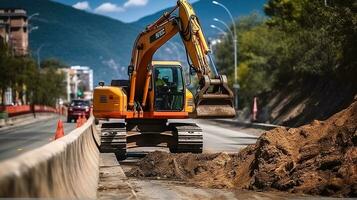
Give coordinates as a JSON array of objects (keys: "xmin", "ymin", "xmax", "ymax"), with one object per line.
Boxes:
[
  {"xmin": 0, "ymin": 105, "xmax": 63, "ymax": 128},
  {"xmin": 0, "ymin": 116, "xmax": 100, "ymax": 198},
  {"xmin": 0, "ymin": 105, "xmax": 59, "ymax": 117}
]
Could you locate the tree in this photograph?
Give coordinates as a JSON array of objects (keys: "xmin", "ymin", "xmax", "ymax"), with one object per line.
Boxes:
[
  {"xmin": 214, "ymin": 0, "xmax": 357, "ymax": 107},
  {"xmin": 0, "ymin": 43, "xmax": 67, "ymax": 106}
]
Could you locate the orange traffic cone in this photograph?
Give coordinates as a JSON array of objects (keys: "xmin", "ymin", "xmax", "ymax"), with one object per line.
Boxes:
[
  {"xmin": 76, "ymin": 115, "xmax": 82, "ymax": 128},
  {"xmin": 252, "ymin": 97, "xmax": 258, "ymax": 122},
  {"xmin": 54, "ymin": 119, "xmax": 64, "ymax": 140},
  {"xmin": 80, "ymin": 113, "xmax": 85, "ymax": 125},
  {"xmin": 82, "ymin": 113, "xmax": 87, "ymax": 123}
]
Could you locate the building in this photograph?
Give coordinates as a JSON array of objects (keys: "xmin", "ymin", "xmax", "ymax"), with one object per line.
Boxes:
[
  {"xmin": 0, "ymin": 8, "xmax": 28, "ymax": 56},
  {"xmin": 61, "ymin": 66, "xmax": 94, "ymax": 102}
]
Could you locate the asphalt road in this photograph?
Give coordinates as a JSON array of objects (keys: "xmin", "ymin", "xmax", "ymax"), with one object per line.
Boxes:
[
  {"xmin": 196, "ymin": 119, "xmax": 260, "ymax": 153},
  {"xmin": 0, "ymin": 116, "xmax": 76, "ymax": 161}
]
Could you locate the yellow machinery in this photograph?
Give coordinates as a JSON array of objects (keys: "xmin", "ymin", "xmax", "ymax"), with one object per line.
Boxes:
[{"xmin": 93, "ymin": 0, "xmax": 235, "ymax": 159}]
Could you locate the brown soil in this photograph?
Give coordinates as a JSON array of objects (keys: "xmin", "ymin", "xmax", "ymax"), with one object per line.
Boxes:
[{"xmin": 128, "ymin": 101, "xmax": 357, "ymax": 197}]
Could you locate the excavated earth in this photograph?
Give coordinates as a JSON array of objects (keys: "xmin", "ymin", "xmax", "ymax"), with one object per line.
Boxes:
[{"xmin": 128, "ymin": 101, "xmax": 357, "ymax": 197}]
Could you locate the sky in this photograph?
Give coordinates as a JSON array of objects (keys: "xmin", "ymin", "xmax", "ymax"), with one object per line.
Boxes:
[{"xmin": 52, "ymin": 0, "xmax": 199, "ymax": 23}]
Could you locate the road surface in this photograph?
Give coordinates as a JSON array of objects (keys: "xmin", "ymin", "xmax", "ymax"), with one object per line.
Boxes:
[
  {"xmin": 0, "ymin": 116, "xmax": 76, "ymax": 161},
  {"xmin": 196, "ymin": 119, "xmax": 260, "ymax": 153}
]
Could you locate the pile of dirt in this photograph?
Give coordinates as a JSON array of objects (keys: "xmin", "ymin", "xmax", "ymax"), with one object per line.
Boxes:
[{"xmin": 128, "ymin": 101, "xmax": 357, "ymax": 197}]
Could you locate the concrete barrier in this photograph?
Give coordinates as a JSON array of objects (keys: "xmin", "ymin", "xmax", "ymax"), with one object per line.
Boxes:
[{"xmin": 0, "ymin": 116, "xmax": 99, "ymax": 198}]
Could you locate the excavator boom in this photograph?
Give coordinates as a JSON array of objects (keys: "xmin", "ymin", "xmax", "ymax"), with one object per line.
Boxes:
[{"xmin": 128, "ymin": 0, "xmax": 236, "ymax": 118}]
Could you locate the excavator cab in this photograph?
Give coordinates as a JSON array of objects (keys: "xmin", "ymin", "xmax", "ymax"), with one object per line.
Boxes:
[
  {"xmin": 151, "ymin": 62, "xmax": 235, "ymax": 118},
  {"xmin": 153, "ymin": 64, "xmax": 185, "ymax": 111}
]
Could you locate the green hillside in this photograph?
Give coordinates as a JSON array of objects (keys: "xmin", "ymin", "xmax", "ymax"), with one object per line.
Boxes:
[{"xmin": 0, "ymin": 0, "xmax": 140, "ymax": 83}]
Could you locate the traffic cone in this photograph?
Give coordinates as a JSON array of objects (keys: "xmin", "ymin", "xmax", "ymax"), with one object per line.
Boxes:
[
  {"xmin": 77, "ymin": 113, "xmax": 85, "ymax": 127},
  {"xmin": 54, "ymin": 119, "xmax": 64, "ymax": 140},
  {"xmin": 76, "ymin": 115, "xmax": 82, "ymax": 128},
  {"xmin": 82, "ymin": 113, "xmax": 87, "ymax": 124},
  {"xmin": 252, "ymin": 97, "xmax": 258, "ymax": 121},
  {"xmin": 81, "ymin": 113, "xmax": 84, "ymax": 126}
]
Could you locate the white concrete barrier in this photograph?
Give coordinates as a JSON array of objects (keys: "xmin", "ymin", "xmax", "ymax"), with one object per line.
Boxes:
[{"xmin": 0, "ymin": 117, "xmax": 99, "ymax": 198}]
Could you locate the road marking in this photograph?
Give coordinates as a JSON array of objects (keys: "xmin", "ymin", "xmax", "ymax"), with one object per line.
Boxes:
[{"xmin": 17, "ymin": 148, "xmax": 23, "ymax": 151}]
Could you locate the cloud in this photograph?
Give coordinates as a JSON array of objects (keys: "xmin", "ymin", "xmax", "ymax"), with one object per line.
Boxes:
[
  {"xmin": 72, "ymin": 1, "xmax": 91, "ymax": 10},
  {"xmin": 102, "ymin": 59, "xmax": 127, "ymax": 79},
  {"xmin": 124, "ymin": 0, "xmax": 148, "ymax": 8},
  {"xmin": 94, "ymin": 2, "xmax": 124, "ymax": 13},
  {"xmin": 93, "ymin": 0, "xmax": 148, "ymax": 14}
]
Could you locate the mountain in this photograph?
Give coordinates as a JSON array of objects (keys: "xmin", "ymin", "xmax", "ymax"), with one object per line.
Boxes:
[
  {"xmin": 0, "ymin": 0, "xmax": 140, "ymax": 83},
  {"xmin": 134, "ymin": 0, "xmax": 266, "ymax": 38},
  {"xmin": 0, "ymin": 0, "xmax": 266, "ymax": 84}
]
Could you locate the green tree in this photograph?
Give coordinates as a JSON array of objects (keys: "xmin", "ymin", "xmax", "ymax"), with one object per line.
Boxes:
[
  {"xmin": 32, "ymin": 59, "xmax": 67, "ymax": 106},
  {"xmin": 0, "ymin": 43, "xmax": 67, "ymax": 106},
  {"xmin": 215, "ymin": 0, "xmax": 357, "ymax": 108},
  {"xmin": 0, "ymin": 43, "xmax": 14, "ymax": 105}
]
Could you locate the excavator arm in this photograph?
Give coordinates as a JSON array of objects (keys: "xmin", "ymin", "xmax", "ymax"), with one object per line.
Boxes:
[{"xmin": 128, "ymin": 0, "xmax": 235, "ymax": 118}]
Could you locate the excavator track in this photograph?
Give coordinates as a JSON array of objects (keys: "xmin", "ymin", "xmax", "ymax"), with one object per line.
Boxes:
[
  {"xmin": 100, "ymin": 122, "xmax": 127, "ymax": 160},
  {"xmin": 169, "ymin": 123, "xmax": 203, "ymax": 153}
]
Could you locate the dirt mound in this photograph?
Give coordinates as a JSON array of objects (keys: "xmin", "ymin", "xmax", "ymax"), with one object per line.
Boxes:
[{"xmin": 128, "ymin": 101, "xmax": 357, "ymax": 197}]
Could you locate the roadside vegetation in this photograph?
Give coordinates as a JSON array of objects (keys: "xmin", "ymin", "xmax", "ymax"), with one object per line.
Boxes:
[
  {"xmin": 215, "ymin": 0, "xmax": 357, "ymax": 108},
  {"xmin": 0, "ymin": 43, "xmax": 67, "ymax": 106}
]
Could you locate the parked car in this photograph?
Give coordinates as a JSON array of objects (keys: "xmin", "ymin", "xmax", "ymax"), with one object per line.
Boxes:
[{"xmin": 67, "ymin": 99, "xmax": 91, "ymax": 123}]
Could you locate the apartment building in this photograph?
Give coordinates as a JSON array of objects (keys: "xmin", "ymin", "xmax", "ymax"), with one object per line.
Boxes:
[{"xmin": 0, "ymin": 8, "xmax": 28, "ymax": 56}]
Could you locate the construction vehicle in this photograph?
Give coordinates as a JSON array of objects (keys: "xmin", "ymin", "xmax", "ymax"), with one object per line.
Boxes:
[{"xmin": 93, "ymin": 0, "xmax": 235, "ymax": 159}]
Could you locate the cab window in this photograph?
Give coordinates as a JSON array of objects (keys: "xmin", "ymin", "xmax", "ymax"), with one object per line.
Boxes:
[{"xmin": 154, "ymin": 66, "xmax": 184, "ymax": 111}]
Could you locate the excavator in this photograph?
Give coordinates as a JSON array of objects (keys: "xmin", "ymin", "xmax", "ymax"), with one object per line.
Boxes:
[{"xmin": 93, "ymin": 0, "xmax": 235, "ymax": 159}]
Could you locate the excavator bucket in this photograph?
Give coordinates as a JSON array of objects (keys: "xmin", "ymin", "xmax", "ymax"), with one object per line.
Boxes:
[{"xmin": 192, "ymin": 75, "xmax": 236, "ymax": 118}]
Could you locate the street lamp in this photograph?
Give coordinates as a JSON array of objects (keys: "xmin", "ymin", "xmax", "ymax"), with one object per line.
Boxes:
[
  {"xmin": 36, "ymin": 44, "xmax": 46, "ymax": 69},
  {"xmin": 210, "ymin": 24, "xmax": 227, "ymax": 37},
  {"xmin": 212, "ymin": 0, "xmax": 239, "ymax": 110},
  {"xmin": 28, "ymin": 13, "xmax": 40, "ymax": 57},
  {"xmin": 213, "ymin": 18, "xmax": 234, "ymax": 37},
  {"xmin": 29, "ymin": 26, "xmax": 38, "ymax": 33},
  {"xmin": 28, "ymin": 13, "xmax": 40, "ymax": 34},
  {"xmin": 28, "ymin": 13, "xmax": 39, "ymax": 21}
]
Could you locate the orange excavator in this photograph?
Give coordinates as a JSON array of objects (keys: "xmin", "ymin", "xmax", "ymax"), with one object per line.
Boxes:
[{"xmin": 93, "ymin": 0, "xmax": 235, "ymax": 159}]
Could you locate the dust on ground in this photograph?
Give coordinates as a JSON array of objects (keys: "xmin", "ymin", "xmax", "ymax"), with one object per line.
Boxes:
[{"xmin": 127, "ymin": 101, "xmax": 357, "ymax": 197}]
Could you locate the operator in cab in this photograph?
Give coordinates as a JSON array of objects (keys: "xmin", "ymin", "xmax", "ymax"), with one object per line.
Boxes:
[
  {"xmin": 155, "ymin": 69, "xmax": 166, "ymax": 87},
  {"xmin": 154, "ymin": 69, "xmax": 169, "ymax": 110}
]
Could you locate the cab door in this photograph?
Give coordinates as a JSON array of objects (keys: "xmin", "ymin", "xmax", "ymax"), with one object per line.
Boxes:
[{"xmin": 153, "ymin": 65, "xmax": 185, "ymax": 111}]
